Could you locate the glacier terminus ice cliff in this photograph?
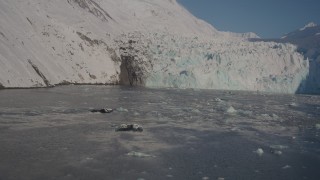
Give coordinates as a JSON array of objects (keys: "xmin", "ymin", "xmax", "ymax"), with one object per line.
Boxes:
[{"xmin": 0, "ymin": 0, "xmax": 313, "ymax": 94}]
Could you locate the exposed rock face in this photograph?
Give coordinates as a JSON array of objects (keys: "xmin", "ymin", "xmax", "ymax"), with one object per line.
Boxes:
[
  {"xmin": 116, "ymin": 33, "xmax": 153, "ymax": 86},
  {"xmin": 0, "ymin": 0, "xmax": 312, "ymax": 93},
  {"xmin": 27, "ymin": 59, "xmax": 51, "ymax": 87},
  {"xmin": 67, "ymin": 0, "xmax": 114, "ymax": 22}
]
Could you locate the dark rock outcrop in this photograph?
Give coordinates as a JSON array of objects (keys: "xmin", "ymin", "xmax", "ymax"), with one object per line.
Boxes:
[
  {"xmin": 28, "ymin": 59, "xmax": 51, "ymax": 87},
  {"xmin": 117, "ymin": 33, "xmax": 153, "ymax": 86},
  {"xmin": 90, "ymin": 108, "xmax": 113, "ymax": 113},
  {"xmin": 67, "ymin": 0, "xmax": 114, "ymax": 22},
  {"xmin": 115, "ymin": 124, "xmax": 143, "ymax": 132}
]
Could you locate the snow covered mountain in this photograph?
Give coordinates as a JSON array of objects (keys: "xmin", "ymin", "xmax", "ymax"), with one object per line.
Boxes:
[
  {"xmin": 282, "ymin": 22, "xmax": 320, "ymax": 94},
  {"xmin": 299, "ymin": 22, "xmax": 318, "ymax": 31},
  {"xmin": 252, "ymin": 22, "xmax": 320, "ymax": 94},
  {"xmin": 280, "ymin": 22, "xmax": 320, "ymax": 60},
  {"xmin": 0, "ymin": 0, "xmax": 310, "ymax": 94}
]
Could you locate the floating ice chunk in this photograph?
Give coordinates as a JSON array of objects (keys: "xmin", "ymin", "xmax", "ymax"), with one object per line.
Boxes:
[
  {"xmin": 254, "ymin": 148, "xmax": 264, "ymax": 156},
  {"xmin": 166, "ymin": 174, "xmax": 173, "ymax": 178},
  {"xmin": 271, "ymin": 113, "xmax": 279, "ymax": 120},
  {"xmin": 81, "ymin": 157, "xmax": 93, "ymax": 162},
  {"xmin": 191, "ymin": 108, "xmax": 201, "ymax": 113},
  {"xmin": 316, "ymin": 124, "xmax": 320, "ymax": 130},
  {"xmin": 289, "ymin": 102, "xmax": 298, "ymax": 107},
  {"xmin": 270, "ymin": 145, "xmax": 289, "ymax": 150},
  {"xmin": 134, "ymin": 112, "xmax": 140, "ymax": 116},
  {"xmin": 238, "ymin": 110, "xmax": 253, "ymax": 116},
  {"xmin": 282, "ymin": 165, "xmax": 291, "ymax": 169},
  {"xmin": 214, "ymin": 98, "xmax": 223, "ymax": 102},
  {"xmin": 202, "ymin": 177, "xmax": 209, "ymax": 180},
  {"xmin": 226, "ymin": 106, "xmax": 237, "ymax": 114},
  {"xmin": 231, "ymin": 127, "xmax": 240, "ymax": 131},
  {"xmin": 116, "ymin": 107, "xmax": 129, "ymax": 112},
  {"xmin": 126, "ymin": 151, "xmax": 155, "ymax": 158},
  {"xmin": 217, "ymin": 177, "xmax": 225, "ymax": 180},
  {"xmin": 261, "ymin": 113, "xmax": 280, "ymax": 120},
  {"xmin": 274, "ymin": 150, "xmax": 282, "ymax": 155}
]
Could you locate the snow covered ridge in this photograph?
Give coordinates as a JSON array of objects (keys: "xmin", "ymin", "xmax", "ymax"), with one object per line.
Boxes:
[
  {"xmin": 300, "ymin": 22, "xmax": 317, "ymax": 31},
  {"xmin": 0, "ymin": 0, "xmax": 310, "ymax": 93}
]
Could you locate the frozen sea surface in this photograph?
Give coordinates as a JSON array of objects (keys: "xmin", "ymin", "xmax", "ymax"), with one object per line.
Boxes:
[{"xmin": 0, "ymin": 86, "xmax": 319, "ymax": 180}]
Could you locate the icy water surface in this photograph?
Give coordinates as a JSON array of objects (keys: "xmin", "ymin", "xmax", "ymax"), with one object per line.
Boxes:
[{"xmin": 0, "ymin": 86, "xmax": 319, "ymax": 180}]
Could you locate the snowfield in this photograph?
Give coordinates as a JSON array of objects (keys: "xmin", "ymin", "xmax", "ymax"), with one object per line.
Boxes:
[{"xmin": 0, "ymin": 0, "xmax": 310, "ymax": 93}]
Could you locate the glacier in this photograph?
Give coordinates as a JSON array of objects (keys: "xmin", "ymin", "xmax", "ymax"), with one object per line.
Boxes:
[{"xmin": 0, "ymin": 0, "xmax": 311, "ymax": 94}]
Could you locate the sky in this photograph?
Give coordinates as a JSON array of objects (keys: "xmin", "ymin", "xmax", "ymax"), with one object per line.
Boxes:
[{"xmin": 177, "ymin": 0, "xmax": 320, "ymax": 38}]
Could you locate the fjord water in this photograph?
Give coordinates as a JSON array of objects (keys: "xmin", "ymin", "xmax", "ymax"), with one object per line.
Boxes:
[{"xmin": 0, "ymin": 86, "xmax": 319, "ymax": 180}]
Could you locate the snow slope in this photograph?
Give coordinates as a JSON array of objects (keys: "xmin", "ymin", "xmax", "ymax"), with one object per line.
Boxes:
[{"xmin": 0, "ymin": 0, "xmax": 310, "ymax": 93}]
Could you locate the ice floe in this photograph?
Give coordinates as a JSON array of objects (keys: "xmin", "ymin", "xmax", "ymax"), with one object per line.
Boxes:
[
  {"xmin": 116, "ymin": 107, "xmax": 129, "ymax": 112},
  {"xmin": 274, "ymin": 150, "xmax": 282, "ymax": 155},
  {"xmin": 254, "ymin": 148, "xmax": 264, "ymax": 156},
  {"xmin": 214, "ymin": 98, "xmax": 223, "ymax": 102},
  {"xmin": 289, "ymin": 102, "xmax": 298, "ymax": 107},
  {"xmin": 270, "ymin": 145, "xmax": 289, "ymax": 150},
  {"xmin": 237, "ymin": 110, "xmax": 253, "ymax": 116},
  {"xmin": 126, "ymin": 151, "xmax": 155, "ymax": 158},
  {"xmin": 226, "ymin": 106, "xmax": 237, "ymax": 114},
  {"xmin": 282, "ymin": 165, "xmax": 291, "ymax": 169}
]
